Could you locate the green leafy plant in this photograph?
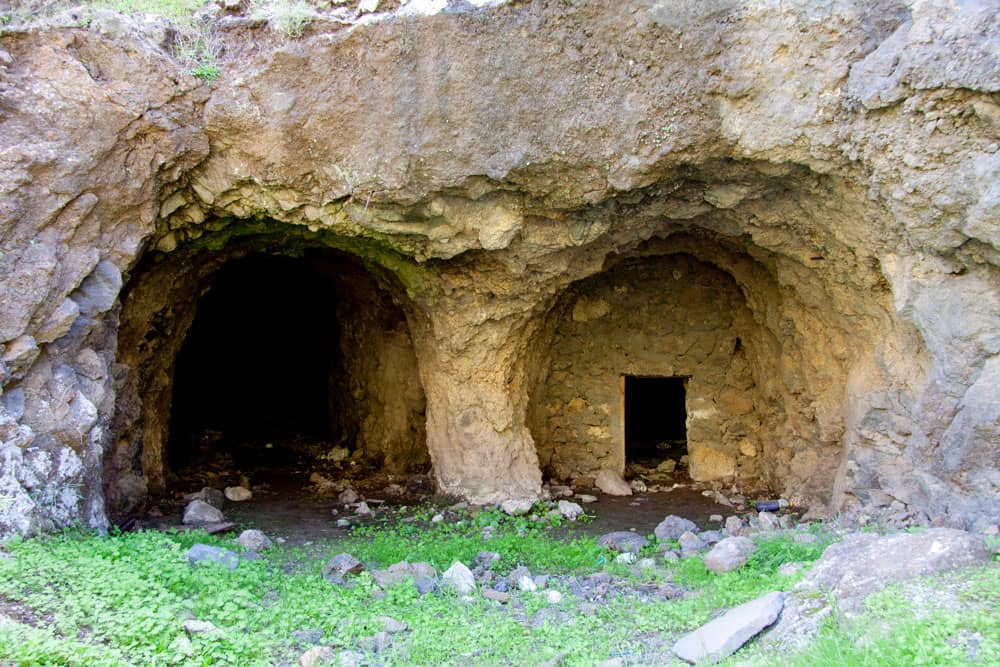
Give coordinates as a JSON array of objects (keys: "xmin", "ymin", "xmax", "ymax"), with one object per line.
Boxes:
[{"xmin": 189, "ymin": 63, "xmax": 219, "ymax": 81}]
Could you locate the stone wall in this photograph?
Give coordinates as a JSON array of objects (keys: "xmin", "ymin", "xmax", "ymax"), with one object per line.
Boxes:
[
  {"xmin": 0, "ymin": 0, "xmax": 997, "ymax": 534},
  {"xmin": 531, "ymin": 254, "xmax": 762, "ymax": 483}
]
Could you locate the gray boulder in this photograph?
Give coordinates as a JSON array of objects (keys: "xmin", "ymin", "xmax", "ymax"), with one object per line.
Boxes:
[
  {"xmin": 766, "ymin": 528, "xmax": 990, "ymax": 649},
  {"xmin": 704, "ymin": 536, "xmax": 756, "ymax": 573},
  {"xmin": 441, "ymin": 561, "xmax": 476, "ymax": 594},
  {"xmin": 322, "ymin": 553, "xmax": 364, "ymax": 584},
  {"xmin": 654, "ymin": 515, "xmax": 697, "ymax": 541},
  {"xmin": 597, "ymin": 531, "xmax": 649, "ymax": 554},
  {"xmin": 187, "ymin": 544, "xmax": 240, "ymax": 570},
  {"xmin": 674, "ymin": 591, "xmax": 784, "ymax": 664},
  {"xmin": 237, "ymin": 529, "xmax": 272, "ymax": 552},
  {"xmin": 678, "ymin": 531, "xmax": 707, "ymax": 557},
  {"xmin": 182, "ymin": 499, "xmax": 225, "ymax": 525}
]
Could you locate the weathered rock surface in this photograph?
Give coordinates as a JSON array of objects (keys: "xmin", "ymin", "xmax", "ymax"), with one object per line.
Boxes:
[
  {"xmin": 674, "ymin": 591, "xmax": 784, "ymax": 664},
  {"xmin": 0, "ymin": 0, "xmax": 997, "ymax": 535},
  {"xmin": 765, "ymin": 528, "xmax": 990, "ymax": 648}
]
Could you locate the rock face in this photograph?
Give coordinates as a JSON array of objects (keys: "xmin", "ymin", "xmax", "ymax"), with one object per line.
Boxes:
[
  {"xmin": 765, "ymin": 528, "xmax": 990, "ymax": 648},
  {"xmin": 0, "ymin": 1, "xmax": 998, "ymax": 534}
]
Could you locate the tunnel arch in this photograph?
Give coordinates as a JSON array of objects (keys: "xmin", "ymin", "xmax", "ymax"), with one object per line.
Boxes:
[{"xmin": 105, "ymin": 229, "xmax": 428, "ymax": 521}]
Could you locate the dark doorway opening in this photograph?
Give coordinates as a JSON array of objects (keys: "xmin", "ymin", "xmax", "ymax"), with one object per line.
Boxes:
[
  {"xmin": 168, "ymin": 254, "xmax": 339, "ymax": 473},
  {"xmin": 624, "ymin": 375, "xmax": 688, "ymax": 464}
]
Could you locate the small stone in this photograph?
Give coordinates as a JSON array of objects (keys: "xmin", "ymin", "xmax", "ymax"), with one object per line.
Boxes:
[
  {"xmin": 475, "ymin": 551, "xmax": 501, "ymax": 568},
  {"xmin": 595, "ymin": 470, "xmax": 632, "ymax": 496},
  {"xmin": 299, "ymin": 645, "xmax": 335, "ymax": 667},
  {"xmin": 237, "ymin": 529, "xmax": 272, "ymax": 552},
  {"xmin": 557, "ymin": 500, "xmax": 584, "ymax": 520},
  {"xmin": 431, "ymin": 513, "xmax": 444, "ymax": 523},
  {"xmin": 630, "ymin": 479, "xmax": 647, "ymax": 492},
  {"xmin": 291, "ymin": 629, "xmax": 324, "ymax": 645},
  {"xmin": 704, "ymin": 536, "xmax": 756, "ymax": 573},
  {"xmin": 678, "ymin": 531, "xmax": 707, "ymax": 556},
  {"xmin": 757, "ymin": 511, "xmax": 780, "ymax": 531},
  {"xmin": 576, "ymin": 494, "xmax": 598, "ymax": 503},
  {"xmin": 441, "ymin": 561, "xmax": 476, "ymax": 594},
  {"xmin": 335, "ymin": 518, "xmax": 351, "ymax": 528},
  {"xmin": 183, "ymin": 619, "xmax": 221, "ymax": 635},
  {"xmin": 710, "ymin": 514, "xmax": 724, "ymax": 523},
  {"xmin": 500, "ymin": 499, "xmax": 534, "ymax": 515},
  {"xmin": 338, "ymin": 488, "xmax": 359, "ymax": 504},
  {"xmin": 483, "ymin": 588, "xmax": 510, "ymax": 603},
  {"xmin": 355, "ymin": 501, "xmax": 372, "ymax": 516},
  {"xmin": 545, "ymin": 590, "xmax": 563, "ymax": 603},
  {"xmin": 673, "ymin": 592, "xmax": 784, "ymax": 664},
  {"xmin": 357, "ymin": 0, "xmax": 379, "ymax": 14},
  {"xmin": 517, "ymin": 575, "xmax": 538, "ymax": 592},
  {"xmin": 597, "ymin": 531, "xmax": 649, "ymax": 554},
  {"xmin": 638, "ymin": 558, "xmax": 656, "ymax": 569},
  {"xmin": 661, "ymin": 550, "xmax": 680, "ymax": 563},
  {"xmin": 724, "ymin": 515, "xmax": 745, "ymax": 535},
  {"xmin": 380, "ymin": 616, "xmax": 407, "ymax": 633},
  {"xmin": 183, "ymin": 499, "xmax": 225, "ymax": 525},
  {"xmin": 170, "ymin": 635, "xmax": 194, "ymax": 656},
  {"xmin": 194, "ymin": 487, "xmax": 225, "ymax": 509},
  {"xmin": 654, "ymin": 515, "xmax": 697, "ymax": 541},
  {"xmin": 322, "ymin": 553, "xmax": 364, "ymax": 584},
  {"xmin": 224, "ymin": 486, "xmax": 252, "ymax": 502},
  {"xmin": 616, "ymin": 552, "xmax": 637, "ymax": 564},
  {"xmin": 699, "ymin": 530, "xmax": 723, "ymax": 544},
  {"xmin": 549, "ymin": 485, "xmax": 574, "ymax": 497},
  {"xmin": 413, "ymin": 575, "xmax": 436, "ymax": 595},
  {"xmin": 187, "ymin": 544, "xmax": 239, "ymax": 570}
]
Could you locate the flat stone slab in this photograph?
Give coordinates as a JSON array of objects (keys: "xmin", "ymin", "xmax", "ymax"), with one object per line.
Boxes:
[{"xmin": 674, "ymin": 591, "xmax": 784, "ymax": 664}]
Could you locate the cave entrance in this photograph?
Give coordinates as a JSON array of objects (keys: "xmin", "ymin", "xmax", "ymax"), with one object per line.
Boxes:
[
  {"xmin": 623, "ymin": 375, "xmax": 688, "ymax": 466},
  {"xmin": 161, "ymin": 250, "xmax": 428, "ymax": 494},
  {"xmin": 168, "ymin": 254, "xmax": 337, "ymax": 475}
]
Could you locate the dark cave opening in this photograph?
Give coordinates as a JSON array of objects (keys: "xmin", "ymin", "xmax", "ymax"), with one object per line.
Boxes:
[
  {"xmin": 624, "ymin": 375, "xmax": 688, "ymax": 464},
  {"xmin": 167, "ymin": 254, "xmax": 340, "ymax": 473}
]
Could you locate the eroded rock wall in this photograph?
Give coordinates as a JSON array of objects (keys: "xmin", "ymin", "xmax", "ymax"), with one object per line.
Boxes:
[{"xmin": 0, "ymin": 0, "xmax": 997, "ymax": 533}]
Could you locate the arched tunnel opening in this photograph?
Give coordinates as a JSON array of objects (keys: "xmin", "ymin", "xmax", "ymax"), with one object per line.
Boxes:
[
  {"xmin": 108, "ymin": 242, "xmax": 430, "ymax": 523},
  {"xmin": 623, "ymin": 375, "xmax": 689, "ymax": 465},
  {"xmin": 167, "ymin": 255, "xmax": 341, "ymax": 476}
]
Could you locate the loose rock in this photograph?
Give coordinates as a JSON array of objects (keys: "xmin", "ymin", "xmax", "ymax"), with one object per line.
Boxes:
[
  {"xmin": 654, "ymin": 515, "xmax": 697, "ymax": 541},
  {"xmin": 500, "ymin": 499, "xmax": 534, "ymax": 516},
  {"xmin": 182, "ymin": 500, "xmax": 225, "ymax": 525},
  {"xmin": 441, "ymin": 561, "xmax": 476, "ymax": 594},
  {"xmin": 224, "ymin": 486, "xmax": 252, "ymax": 502},
  {"xmin": 674, "ymin": 591, "xmax": 784, "ymax": 664},
  {"xmin": 557, "ymin": 500, "xmax": 584, "ymax": 520},
  {"xmin": 184, "ymin": 619, "xmax": 222, "ymax": 635},
  {"xmin": 595, "ymin": 470, "xmax": 632, "ymax": 496},
  {"xmin": 704, "ymin": 536, "xmax": 756, "ymax": 573},
  {"xmin": 597, "ymin": 531, "xmax": 649, "ymax": 554},
  {"xmin": 187, "ymin": 544, "xmax": 239, "ymax": 570},
  {"xmin": 322, "ymin": 553, "xmax": 364, "ymax": 584},
  {"xmin": 237, "ymin": 529, "xmax": 272, "ymax": 552},
  {"xmin": 299, "ymin": 646, "xmax": 335, "ymax": 667}
]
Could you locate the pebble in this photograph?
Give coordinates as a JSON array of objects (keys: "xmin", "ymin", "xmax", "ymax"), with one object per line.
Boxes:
[
  {"xmin": 224, "ymin": 486, "xmax": 252, "ymax": 502},
  {"xmin": 545, "ymin": 590, "xmax": 563, "ymax": 604},
  {"xmin": 576, "ymin": 494, "xmax": 598, "ymax": 503}
]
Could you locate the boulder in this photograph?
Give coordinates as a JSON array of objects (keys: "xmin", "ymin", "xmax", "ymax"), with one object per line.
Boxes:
[
  {"xmin": 441, "ymin": 561, "xmax": 476, "ymax": 594},
  {"xmin": 322, "ymin": 553, "xmax": 364, "ymax": 584},
  {"xmin": 766, "ymin": 528, "xmax": 991, "ymax": 648},
  {"xmin": 224, "ymin": 486, "xmax": 252, "ymax": 502},
  {"xmin": 704, "ymin": 536, "xmax": 756, "ymax": 573},
  {"xmin": 500, "ymin": 499, "xmax": 534, "ymax": 516},
  {"xmin": 673, "ymin": 591, "xmax": 784, "ymax": 664},
  {"xmin": 237, "ymin": 529, "xmax": 272, "ymax": 552},
  {"xmin": 678, "ymin": 531, "xmax": 707, "ymax": 557},
  {"xmin": 595, "ymin": 470, "xmax": 632, "ymax": 496},
  {"xmin": 187, "ymin": 544, "xmax": 240, "ymax": 570},
  {"xmin": 557, "ymin": 500, "xmax": 584, "ymax": 520},
  {"xmin": 182, "ymin": 499, "xmax": 225, "ymax": 525},
  {"xmin": 654, "ymin": 515, "xmax": 697, "ymax": 541},
  {"xmin": 597, "ymin": 531, "xmax": 649, "ymax": 554}
]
